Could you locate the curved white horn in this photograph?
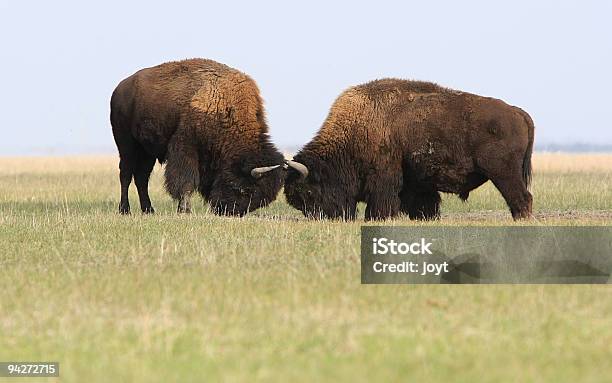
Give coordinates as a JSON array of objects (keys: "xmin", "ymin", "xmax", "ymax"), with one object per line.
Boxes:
[
  {"xmin": 250, "ymin": 164, "xmax": 281, "ymax": 178},
  {"xmin": 285, "ymin": 160, "xmax": 309, "ymax": 179}
]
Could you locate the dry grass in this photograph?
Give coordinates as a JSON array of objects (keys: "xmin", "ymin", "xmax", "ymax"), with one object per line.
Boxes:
[
  {"xmin": 533, "ymin": 152, "xmax": 612, "ymax": 173},
  {"xmin": 2, "ymin": 152, "xmax": 611, "ymax": 174},
  {"xmin": 0, "ymin": 153, "xmax": 611, "ymax": 382},
  {"xmin": 0, "ymin": 155, "xmax": 117, "ymax": 174}
]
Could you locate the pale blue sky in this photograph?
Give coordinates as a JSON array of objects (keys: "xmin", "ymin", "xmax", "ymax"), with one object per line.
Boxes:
[{"xmin": 1, "ymin": 0, "xmax": 610, "ymax": 154}]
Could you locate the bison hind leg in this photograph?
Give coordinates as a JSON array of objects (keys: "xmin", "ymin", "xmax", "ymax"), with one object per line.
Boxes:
[
  {"xmin": 480, "ymin": 161, "xmax": 532, "ymax": 219},
  {"xmin": 491, "ymin": 175, "xmax": 533, "ymax": 220},
  {"xmin": 134, "ymin": 147, "xmax": 157, "ymax": 214},
  {"xmin": 118, "ymin": 158, "xmax": 133, "ymax": 214}
]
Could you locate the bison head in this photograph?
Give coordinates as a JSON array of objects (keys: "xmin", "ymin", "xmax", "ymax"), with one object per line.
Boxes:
[
  {"xmin": 283, "ymin": 154, "xmax": 357, "ymax": 220},
  {"xmin": 207, "ymin": 150, "xmax": 285, "ymax": 216}
]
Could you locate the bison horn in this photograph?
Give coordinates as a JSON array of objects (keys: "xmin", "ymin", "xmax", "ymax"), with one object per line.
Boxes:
[
  {"xmin": 284, "ymin": 160, "xmax": 309, "ymax": 179},
  {"xmin": 250, "ymin": 164, "xmax": 281, "ymax": 179}
]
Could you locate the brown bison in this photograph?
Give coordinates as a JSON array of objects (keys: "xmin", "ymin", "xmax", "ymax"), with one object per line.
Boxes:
[
  {"xmin": 284, "ymin": 79, "xmax": 535, "ymax": 220},
  {"xmin": 111, "ymin": 58, "xmax": 284, "ymax": 215}
]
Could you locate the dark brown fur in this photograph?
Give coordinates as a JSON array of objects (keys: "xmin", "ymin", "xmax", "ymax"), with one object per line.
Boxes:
[
  {"xmin": 285, "ymin": 78, "xmax": 534, "ymax": 220},
  {"xmin": 111, "ymin": 58, "xmax": 284, "ymax": 215}
]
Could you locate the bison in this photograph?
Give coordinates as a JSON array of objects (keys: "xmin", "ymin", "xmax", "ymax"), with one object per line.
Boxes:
[
  {"xmin": 284, "ymin": 79, "xmax": 535, "ymax": 221},
  {"xmin": 111, "ymin": 58, "xmax": 285, "ymax": 216}
]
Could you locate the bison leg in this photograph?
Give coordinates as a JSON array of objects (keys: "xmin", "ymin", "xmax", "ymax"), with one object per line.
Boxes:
[
  {"xmin": 113, "ymin": 128, "xmax": 135, "ymax": 215},
  {"xmin": 112, "ymin": 121, "xmax": 136, "ymax": 214},
  {"xmin": 490, "ymin": 173, "xmax": 533, "ymax": 220},
  {"xmin": 134, "ymin": 149, "xmax": 156, "ymax": 214},
  {"xmin": 178, "ymin": 194, "xmax": 192, "ymax": 214},
  {"xmin": 118, "ymin": 157, "xmax": 133, "ymax": 214},
  {"xmin": 365, "ymin": 195, "xmax": 401, "ymax": 221},
  {"xmin": 401, "ymin": 190, "xmax": 441, "ymax": 220},
  {"xmin": 164, "ymin": 137, "xmax": 200, "ymax": 214},
  {"xmin": 364, "ymin": 175, "xmax": 402, "ymax": 221}
]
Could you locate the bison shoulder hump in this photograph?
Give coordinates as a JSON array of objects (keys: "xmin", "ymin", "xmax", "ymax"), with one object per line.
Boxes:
[{"xmin": 189, "ymin": 72, "xmax": 261, "ymax": 115}]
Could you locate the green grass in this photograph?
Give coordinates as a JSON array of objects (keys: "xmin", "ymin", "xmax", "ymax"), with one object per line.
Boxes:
[{"xmin": 0, "ymin": 156, "xmax": 611, "ymax": 382}]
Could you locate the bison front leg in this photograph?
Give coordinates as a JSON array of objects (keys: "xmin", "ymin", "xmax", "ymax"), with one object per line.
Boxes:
[
  {"xmin": 401, "ymin": 190, "xmax": 441, "ymax": 220},
  {"xmin": 164, "ymin": 138, "xmax": 200, "ymax": 214},
  {"xmin": 177, "ymin": 194, "xmax": 192, "ymax": 214},
  {"xmin": 364, "ymin": 175, "xmax": 402, "ymax": 221}
]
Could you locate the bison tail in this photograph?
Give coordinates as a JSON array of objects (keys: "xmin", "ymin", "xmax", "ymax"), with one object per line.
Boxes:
[{"xmin": 520, "ymin": 111, "xmax": 535, "ymax": 190}]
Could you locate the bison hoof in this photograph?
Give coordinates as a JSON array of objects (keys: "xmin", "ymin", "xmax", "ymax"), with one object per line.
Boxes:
[
  {"xmin": 142, "ymin": 207, "xmax": 155, "ymax": 214},
  {"xmin": 513, "ymin": 213, "xmax": 532, "ymax": 220},
  {"xmin": 512, "ymin": 209, "xmax": 532, "ymax": 220},
  {"xmin": 119, "ymin": 205, "xmax": 130, "ymax": 215}
]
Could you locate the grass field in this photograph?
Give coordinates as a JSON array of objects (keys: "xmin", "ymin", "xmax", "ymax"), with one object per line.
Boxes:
[{"xmin": 0, "ymin": 153, "xmax": 611, "ymax": 382}]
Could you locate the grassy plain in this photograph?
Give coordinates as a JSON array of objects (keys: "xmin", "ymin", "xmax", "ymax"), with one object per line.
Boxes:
[{"xmin": 0, "ymin": 153, "xmax": 611, "ymax": 382}]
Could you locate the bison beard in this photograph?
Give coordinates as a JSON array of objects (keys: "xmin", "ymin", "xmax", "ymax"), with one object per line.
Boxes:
[
  {"xmin": 110, "ymin": 58, "xmax": 284, "ymax": 216},
  {"xmin": 284, "ymin": 79, "xmax": 535, "ymax": 221}
]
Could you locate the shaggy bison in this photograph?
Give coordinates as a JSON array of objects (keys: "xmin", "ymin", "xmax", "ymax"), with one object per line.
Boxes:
[
  {"xmin": 111, "ymin": 59, "xmax": 284, "ymax": 216},
  {"xmin": 284, "ymin": 79, "xmax": 535, "ymax": 221}
]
